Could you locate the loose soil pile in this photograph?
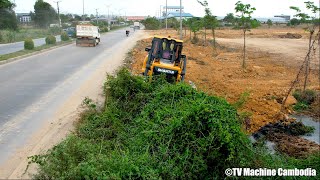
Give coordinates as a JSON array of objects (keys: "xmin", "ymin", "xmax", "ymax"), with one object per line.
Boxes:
[
  {"xmin": 278, "ymin": 33, "xmax": 302, "ymax": 39},
  {"xmin": 253, "ymin": 121, "xmax": 319, "ymax": 157}
]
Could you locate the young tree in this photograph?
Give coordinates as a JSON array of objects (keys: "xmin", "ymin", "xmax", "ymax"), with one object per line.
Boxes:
[
  {"xmin": 189, "ymin": 17, "xmax": 203, "ymax": 41},
  {"xmin": 235, "ymin": 1, "xmax": 256, "ymax": 68},
  {"xmin": 290, "ymin": 1, "xmax": 320, "ymax": 91},
  {"xmin": 198, "ymin": 0, "xmax": 219, "ymax": 47},
  {"xmin": 166, "ymin": 17, "xmax": 179, "ymax": 31},
  {"xmin": 185, "ymin": 18, "xmax": 193, "ymax": 38},
  {"xmin": 182, "ymin": 19, "xmax": 188, "ymax": 37},
  {"xmin": 0, "ymin": 0, "xmax": 18, "ymax": 30},
  {"xmin": 267, "ymin": 19, "xmax": 273, "ymax": 28},
  {"xmin": 34, "ymin": 0, "xmax": 57, "ymax": 28}
]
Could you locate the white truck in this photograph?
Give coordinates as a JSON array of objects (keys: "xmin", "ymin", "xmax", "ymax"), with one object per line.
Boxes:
[
  {"xmin": 76, "ymin": 24, "xmax": 100, "ymax": 46},
  {"xmin": 133, "ymin": 22, "xmax": 140, "ymax": 30}
]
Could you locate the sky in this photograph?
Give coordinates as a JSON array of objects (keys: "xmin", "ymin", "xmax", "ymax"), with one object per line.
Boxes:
[{"xmin": 13, "ymin": 0, "xmax": 320, "ymax": 18}]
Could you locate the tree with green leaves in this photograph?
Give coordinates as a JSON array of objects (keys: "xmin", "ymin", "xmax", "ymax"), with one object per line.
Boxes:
[
  {"xmin": 141, "ymin": 17, "xmax": 160, "ymax": 30},
  {"xmin": 235, "ymin": 1, "xmax": 256, "ymax": 68},
  {"xmin": 182, "ymin": 19, "xmax": 188, "ymax": 37},
  {"xmin": 198, "ymin": 0, "xmax": 219, "ymax": 47},
  {"xmin": 188, "ymin": 17, "xmax": 203, "ymax": 42},
  {"xmin": 0, "ymin": 0, "xmax": 18, "ymax": 30},
  {"xmin": 185, "ymin": 18, "xmax": 193, "ymax": 38},
  {"xmin": 33, "ymin": 0, "xmax": 57, "ymax": 28},
  {"xmin": 267, "ymin": 19, "xmax": 272, "ymax": 28},
  {"xmin": 224, "ymin": 13, "xmax": 236, "ymax": 25},
  {"xmin": 165, "ymin": 17, "xmax": 179, "ymax": 31},
  {"xmin": 60, "ymin": 13, "xmax": 74, "ymax": 23},
  {"xmin": 290, "ymin": 1, "xmax": 320, "ymax": 91},
  {"xmin": 288, "ymin": 18, "xmax": 300, "ymax": 27}
]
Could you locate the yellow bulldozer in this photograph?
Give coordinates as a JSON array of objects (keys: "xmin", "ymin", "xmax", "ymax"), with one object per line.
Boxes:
[{"xmin": 141, "ymin": 36, "xmax": 187, "ymax": 82}]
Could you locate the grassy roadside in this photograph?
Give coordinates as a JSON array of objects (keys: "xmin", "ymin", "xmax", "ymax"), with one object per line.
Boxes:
[
  {"xmin": 0, "ymin": 28, "xmax": 60, "ymax": 44},
  {"xmin": 0, "ymin": 40, "xmax": 73, "ymax": 62},
  {"xmin": 28, "ymin": 67, "xmax": 320, "ymax": 179}
]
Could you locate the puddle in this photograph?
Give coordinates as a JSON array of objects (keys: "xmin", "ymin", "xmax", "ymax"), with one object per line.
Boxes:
[
  {"xmin": 292, "ymin": 115, "xmax": 320, "ymax": 144},
  {"xmin": 249, "ymin": 135, "xmax": 276, "ymax": 154},
  {"xmin": 265, "ymin": 141, "xmax": 276, "ymax": 154}
]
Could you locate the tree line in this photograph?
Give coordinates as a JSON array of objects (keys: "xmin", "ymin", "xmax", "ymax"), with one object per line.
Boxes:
[{"xmin": 0, "ymin": 0, "xmax": 111, "ymax": 30}]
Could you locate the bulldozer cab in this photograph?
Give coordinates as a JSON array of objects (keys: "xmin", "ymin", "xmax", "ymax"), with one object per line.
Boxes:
[
  {"xmin": 142, "ymin": 36, "xmax": 187, "ymax": 82},
  {"xmin": 148, "ymin": 36, "xmax": 183, "ymax": 65}
]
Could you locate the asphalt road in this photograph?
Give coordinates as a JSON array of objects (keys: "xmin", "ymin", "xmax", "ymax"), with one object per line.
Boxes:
[
  {"xmin": 0, "ymin": 28, "xmax": 138, "ymax": 164},
  {"xmin": 0, "ymin": 35, "xmax": 61, "ymax": 55}
]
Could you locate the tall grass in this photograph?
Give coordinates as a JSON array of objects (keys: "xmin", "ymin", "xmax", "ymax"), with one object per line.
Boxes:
[{"xmin": 0, "ymin": 28, "xmax": 52, "ymax": 44}]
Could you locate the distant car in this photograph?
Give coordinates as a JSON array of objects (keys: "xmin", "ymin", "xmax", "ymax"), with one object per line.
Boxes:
[
  {"xmin": 66, "ymin": 27, "xmax": 76, "ymax": 37},
  {"xmin": 130, "ymin": 25, "xmax": 134, "ymax": 28}
]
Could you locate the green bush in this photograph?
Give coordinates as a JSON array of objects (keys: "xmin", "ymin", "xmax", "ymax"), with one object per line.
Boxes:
[
  {"xmin": 0, "ymin": 32, "xmax": 3, "ymax": 43},
  {"xmin": 141, "ymin": 17, "xmax": 161, "ymax": 30},
  {"xmin": 45, "ymin": 35, "xmax": 56, "ymax": 45},
  {"xmin": 6, "ymin": 31, "xmax": 16, "ymax": 43},
  {"xmin": 24, "ymin": 38, "xmax": 34, "ymax": 50},
  {"xmin": 293, "ymin": 102, "xmax": 309, "ymax": 111},
  {"xmin": 61, "ymin": 32, "xmax": 69, "ymax": 41},
  {"xmin": 100, "ymin": 27, "xmax": 109, "ymax": 33},
  {"xmin": 293, "ymin": 89, "xmax": 316, "ymax": 105},
  {"xmin": 49, "ymin": 27, "xmax": 61, "ymax": 35}
]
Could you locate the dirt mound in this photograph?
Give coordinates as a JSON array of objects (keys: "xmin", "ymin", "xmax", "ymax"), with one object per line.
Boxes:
[
  {"xmin": 253, "ymin": 121, "xmax": 319, "ymax": 157},
  {"xmin": 271, "ymin": 133, "xmax": 320, "ymax": 157},
  {"xmin": 278, "ymin": 33, "xmax": 302, "ymax": 39}
]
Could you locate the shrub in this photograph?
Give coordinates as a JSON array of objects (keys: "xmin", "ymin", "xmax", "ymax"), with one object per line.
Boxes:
[
  {"xmin": 293, "ymin": 89, "xmax": 316, "ymax": 105},
  {"xmin": 49, "ymin": 27, "xmax": 61, "ymax": 35},
  {"xmin": 0, "ymin": 31, "xmax": 3, "ymax": 43},
  {"xmin": 100, "ymin": 27, "xmax": 109, "ymax": 33},
  {"xmin": 61, "ymin": 32, "xmax": 69, "ymax": 41},
  {"xmin": 141, "ymin": 17, "xmax": 161, "ymax": 30},
  {"xmin": 293, "ymin": 102, "xmax": 309, "ymax": 111},
  {"xmin": 45, "ymin": 35, "xmax": 56, "ymax": 45},
  {"xmin": 6, "ymin": 31, "xmax": 16, "ymax": 43},
  {"xmin": 24, "ymin": 38, "xmax": 34, "ymax": 50}
]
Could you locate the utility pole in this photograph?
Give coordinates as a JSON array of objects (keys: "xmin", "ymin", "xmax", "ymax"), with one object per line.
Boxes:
[
  {"xmin": 82, "ymin": 0, "xmax": 85, "ymax": 21},
  {"xmin": 180, "ymin": 0, "xmax": 182, "ymax": 39},
  {"xmin": 165, "ymin": 0, "xmax": 167, "ymax": 30},
  {"xmin": 54, "ymin": 1, "xmax": 61, "ymax": 28},
  {"xmin": 95, "ymin": 9, "xmax": 99, "ymax": 24},
  {"xmin": 106, "ymin": 4, "xmax": 111, "ymax": 29}
]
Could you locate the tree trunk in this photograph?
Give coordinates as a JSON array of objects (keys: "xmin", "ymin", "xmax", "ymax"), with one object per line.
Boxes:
[
  {"xmin": 204, "ymin": 27, "xmax": 206, "ymax": 45},
  {"xmin": 212, "ymin": 28, "xmax": 216, "ymax": 48},
  {"xmin": 304, "ymin": 31, "xmax": 314, "ymax": 91},
  {"xmin": 243, "ymin": 29, "xmax": 246, "ymax": 69},
  {"xmin": 184, "ymin": 27, "xmax": 186, "ymax": 38}
]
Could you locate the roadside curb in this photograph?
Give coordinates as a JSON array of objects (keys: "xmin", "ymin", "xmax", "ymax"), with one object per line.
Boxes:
[{"xmin": 0, "ymin": 41, "xmax": 74, "ymax": 66}]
